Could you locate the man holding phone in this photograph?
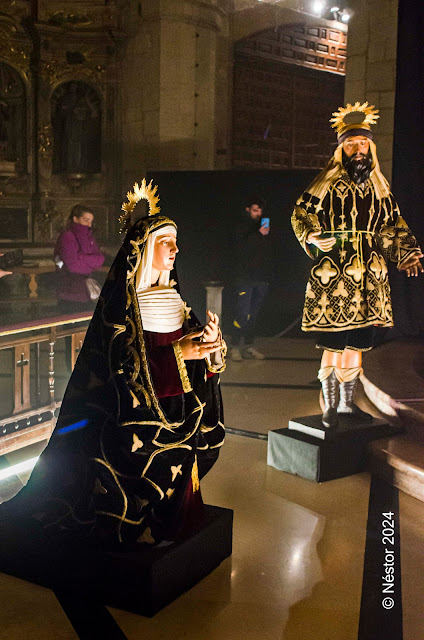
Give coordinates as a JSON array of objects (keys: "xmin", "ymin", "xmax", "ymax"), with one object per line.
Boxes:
[{"xmin": 231, "ymin": 195, "xmax": 272, "ymax": 361}]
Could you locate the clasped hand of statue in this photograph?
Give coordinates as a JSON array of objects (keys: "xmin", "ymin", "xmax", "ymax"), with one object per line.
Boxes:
[
  {"xmin": 398, "ymin": 252, "xmax": 424, "ymax": 277},
  {"xmin": 178, "ymin": 310, "xmax": 222, "ymax": 360},
  {"xmin": 306, "ymin": 230, "xmax": 337, "ymax": 252}
]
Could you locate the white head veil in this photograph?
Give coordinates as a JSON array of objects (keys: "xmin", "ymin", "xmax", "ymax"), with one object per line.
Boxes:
[{"xmin": 135, "ymin": 225, "xmax": 177, "ymax": 292}]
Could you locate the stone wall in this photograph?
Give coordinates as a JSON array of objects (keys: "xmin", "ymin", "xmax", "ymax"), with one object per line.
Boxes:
[
  {"xmin": 344, "ymin": 0, "xmax": 399, "ymax": 181},
  {"xmin": 120, "ymin": 2, "xmax": 160, "ymax": 191},
  {"xmin": 120, "ymin": 0, "xmax": 231, "ymax": 184}
]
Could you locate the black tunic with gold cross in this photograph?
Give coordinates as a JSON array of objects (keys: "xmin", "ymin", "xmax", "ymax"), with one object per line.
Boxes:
[{"xmin": 292, "ymin": 174, "xmax": 421, "ymax": 333}]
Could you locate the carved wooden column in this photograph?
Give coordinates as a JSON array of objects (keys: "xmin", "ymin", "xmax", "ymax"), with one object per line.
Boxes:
[
  {"xmin": 71, "ymin": 331, "xmax": 86, "ymax": 369},
  {"xmin": 48, "ymin": 327, "xmax": 56, "ymax": 404},
  {"xmin": 34, "ymin": 341, "xmax": 41, "ymax": 407}
]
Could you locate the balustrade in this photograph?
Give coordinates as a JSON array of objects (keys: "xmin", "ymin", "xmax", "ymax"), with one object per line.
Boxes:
[{"xmin": 0, "ymin": 313, "xmax": 91, "ymax": 456}]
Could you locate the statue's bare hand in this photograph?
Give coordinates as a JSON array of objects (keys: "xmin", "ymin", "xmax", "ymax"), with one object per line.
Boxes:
[
  {"xmin": 203, "ymin": 310, "xmax": 220, "ymax": 343},
  {"xmin": 178, "ymin": 330, "xmax": 222, "ymax": 360},
  {"xmin": 399, "ymin": 252, "xmax": 424, "ymax": 277},
  {"xmin": 307, "ymin": 230, "xmax": 337, "ymax": 252}
]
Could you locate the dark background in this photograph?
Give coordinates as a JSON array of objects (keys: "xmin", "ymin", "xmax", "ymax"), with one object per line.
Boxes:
[
  {"xmin": 148, "ymin": 169, "xmax": 317, "ymax": 336},
  {"xmin": 148, "ymin": 162, "xmax": 424, "ymax": 341},
  {"xmin": 389, "ymin": 0, "xmax": 424, "ymax": 338}
]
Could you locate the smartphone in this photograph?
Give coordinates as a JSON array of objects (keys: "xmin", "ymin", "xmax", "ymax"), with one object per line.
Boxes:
[{"xmin": 260, "ymin": 217, "xmax": 270, "ymax": 229}]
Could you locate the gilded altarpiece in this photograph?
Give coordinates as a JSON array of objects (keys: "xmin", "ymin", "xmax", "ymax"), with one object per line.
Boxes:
[
  {"xmin": 35, "ymin": 0, "xmax": 124, "ymax": 244},
  {"xmin": 0, "ymin": 8, "xmax": 33, "ymax": 243},
  {"xmin": 0, "ymin": 0, "xmax": 124, "ymax": 245}
]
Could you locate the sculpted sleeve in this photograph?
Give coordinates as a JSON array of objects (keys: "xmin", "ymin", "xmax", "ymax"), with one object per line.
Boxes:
[
  {"xmin": 291, "ymin": 192, "xmax": 323, "ymax": 259},
  {"xmin": 378, "ymin": 193, "xmax": 421, "ymax": 267}
]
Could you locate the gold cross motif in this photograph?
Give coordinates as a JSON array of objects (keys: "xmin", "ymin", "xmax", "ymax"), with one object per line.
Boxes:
[
  {"xmin": 314, "ymin": 259, "xmax": 338, "ymax": 285},
  {"xmin": 345, "ymin": 257, "xmax": 366, "ymax": 283}
]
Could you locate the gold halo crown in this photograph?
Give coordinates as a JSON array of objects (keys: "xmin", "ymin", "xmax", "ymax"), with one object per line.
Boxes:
[
  {"xmin": 330, "ymin": 102, "xmax": 379, "ymax": 137},
  {"xmin": 119, "ymin": 178, "xmax": 161, "ymax": 233}
]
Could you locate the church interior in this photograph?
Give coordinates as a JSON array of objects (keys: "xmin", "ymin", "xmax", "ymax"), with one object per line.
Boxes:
[{"xmin": 0, "ymin": 1, "xmax": 423, "ymax": 638}]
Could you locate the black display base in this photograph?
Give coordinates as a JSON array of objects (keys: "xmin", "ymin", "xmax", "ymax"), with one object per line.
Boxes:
[
  {"xmin": 288, "ymin": 413, "xmax": 386, "ymax": 441},
  {"xmin": 268, "ymin": 416, "xmax": 402, "ymax": 482},
  {"xmin": 0, "ymin": 505, "xmax": 233, "ymax": 616}
]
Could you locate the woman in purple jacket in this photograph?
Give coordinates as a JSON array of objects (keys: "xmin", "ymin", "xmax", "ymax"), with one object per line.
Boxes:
[{"xmin": 55, "ymin": 204, "xmax": 105, "ymax": 313}]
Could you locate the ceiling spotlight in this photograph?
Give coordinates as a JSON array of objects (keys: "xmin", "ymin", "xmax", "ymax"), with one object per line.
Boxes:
[
  {"xmin": 330, "ymin": 6, "xmax": 340, "ymax": 20},
  {"xmin": 341, "ymin": 10, "xmax": 351, "ymax": 22}
]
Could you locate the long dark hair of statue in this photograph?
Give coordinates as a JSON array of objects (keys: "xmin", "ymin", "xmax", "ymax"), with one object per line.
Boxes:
[{"xmin": 51, "ymin": 81, "xmax": 101, "ymax": 175}]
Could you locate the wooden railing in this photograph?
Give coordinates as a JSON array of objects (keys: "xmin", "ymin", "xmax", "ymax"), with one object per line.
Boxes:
[{"xmin": 0, "ymin": 313, "xmax": 92, "ymax": 456}]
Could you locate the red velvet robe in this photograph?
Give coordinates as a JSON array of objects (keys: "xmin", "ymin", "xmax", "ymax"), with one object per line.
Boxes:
[
  {"xmin": 144, "ymin": 327, "xmax": 215, "ymax": 398},
  {"xmin": 144, "ymin": 327, "xmax": 215, "ymax": 539},
  {"xmin": 143, "ymin": 328, "xmax": 184, "ymax": 398}
]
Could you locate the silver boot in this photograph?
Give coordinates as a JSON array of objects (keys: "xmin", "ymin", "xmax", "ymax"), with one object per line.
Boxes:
[
  {"xmin": 337, "ymin": 378, "xmax": 373, "ymax": 421},
  {"xmin": 321, "ymin": 371, "xmax": 339, "ymax": 428}
]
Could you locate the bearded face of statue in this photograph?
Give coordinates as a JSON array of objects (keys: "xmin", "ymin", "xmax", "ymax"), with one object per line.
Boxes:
[{"xmin": 342, "ymin": 135, "xmax": 373, "ymax": 184}]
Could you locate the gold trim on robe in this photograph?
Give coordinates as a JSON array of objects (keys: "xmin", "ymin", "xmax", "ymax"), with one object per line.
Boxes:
[
  {"xmin": 172, "ymin": 340, "xmax": 193, "ymax": 393},
  {"xmin": 292, "ymin": 175, "xmax": 421, "ymax": 332}
]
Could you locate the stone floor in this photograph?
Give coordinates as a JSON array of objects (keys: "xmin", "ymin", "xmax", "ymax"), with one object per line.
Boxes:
[{"xmin": 0, "ymin": 335, "xmax": 423, "ymax": 639}]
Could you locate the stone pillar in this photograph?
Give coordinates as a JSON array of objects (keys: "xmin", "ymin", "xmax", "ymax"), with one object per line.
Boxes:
[
  {"xmin": 120, "ymin": 0, "xmax": 231, "ymax": 181},
  {"xmin": 344, "ymin": 0, "xmax": 399, "ymax": 181},
  {"xmin": 120, "ymin": 2, "xmax": 161, "ymax": 188},
  {"xmin": 205, "ymin": 282, "xmax": 224, "ymax": 321}
]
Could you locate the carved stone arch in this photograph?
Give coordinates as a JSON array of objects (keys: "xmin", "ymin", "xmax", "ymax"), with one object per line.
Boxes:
[
  {"xmin": 51, "ymin": 80, "xmax": 102, "ymax": 175},
  {"xmin": 41, "ymin": 55, "xmax": 106, "ymax": 98},
  {"xmin": 0, "ymin": 61, "xmax": 27, "ymax": 174}
]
